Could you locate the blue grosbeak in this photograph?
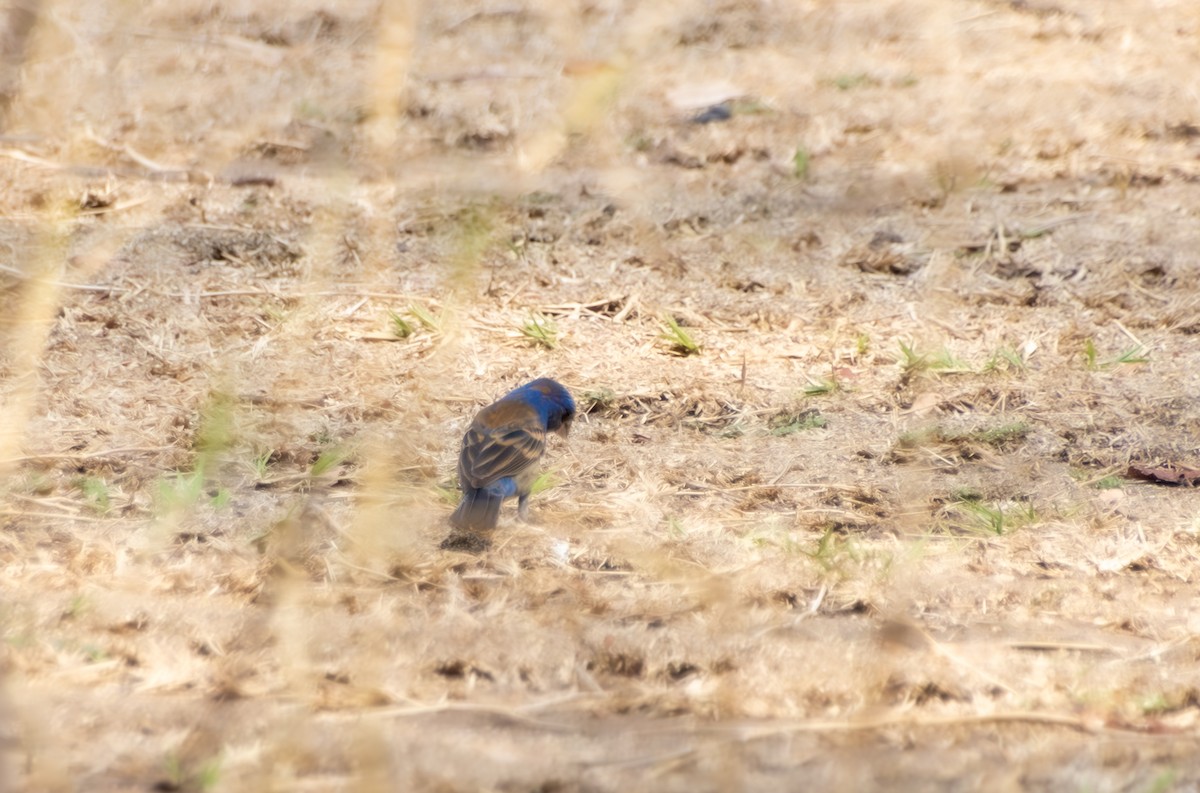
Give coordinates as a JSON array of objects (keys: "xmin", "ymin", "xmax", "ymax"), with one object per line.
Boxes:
[{"xmin": 450, "ymin": 378, "xmax": 576, "ymax": 531}]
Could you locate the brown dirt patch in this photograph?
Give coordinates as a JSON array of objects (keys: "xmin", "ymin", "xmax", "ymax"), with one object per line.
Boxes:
[{"xmin": 3, "ymin": 1, "xmax": 1200, "ymax": 790}]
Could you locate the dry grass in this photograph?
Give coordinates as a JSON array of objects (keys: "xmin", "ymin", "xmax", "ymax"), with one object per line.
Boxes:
[{"xmin": 3, "ymin": 0, "xmax": 1200, "ymax": 790}]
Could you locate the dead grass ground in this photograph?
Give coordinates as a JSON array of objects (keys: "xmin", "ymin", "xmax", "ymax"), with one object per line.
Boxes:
[{"xmin": 3, "ymin": 0, "xmax": 1200, "ymax": 790}]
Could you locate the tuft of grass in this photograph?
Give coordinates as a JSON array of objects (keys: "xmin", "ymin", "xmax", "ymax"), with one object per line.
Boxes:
[
  {"xmin": 769, "ymin": 409, "xmax": 826, "ymax": 436},
  {"xmin": 983, "ymin": 346, "xmax": 1027, "ymax": 374},
  {"xmin": 153, "ymin": 386, "xmax": 242, "ymax": 522},
  {"xmin": 627, "ymin": 132, "xmax": 653, "ymax": 153},
  {"xmin": 1092, "ymin": 475, "xmax": 1125, "ymax": 490},
  {"xmin": 803, "ymin": 377, "xmax": 839, "ymax": 397},
  {"xmin": 408, "ymin": 302, "xmax": 443, "ymax": 334},
  {"xmin": 250, "ymin": 450, "xmax": 274, "ymax": 481},
  {"xmin": 78, "ymin": 475, "xmax": 112, "ymax": 514},
  {"xmin": 928, "ymin": 348, "xmax": 973, "ymax": 373},
  {"xmin": 193, "ymin": 389, "xmax": 237, "ymax": 464},
  {"xmin": 388, "ymin": 309, "xmax": 415, "ymax": 338},
  {"xmin": 827, "ymin": 72, "xmax": 878, "ymax": 91},
  {"xmin": 434, "ymin": 481, "xmax": 460, "ymax": 505},
  {"xmin": 154, "ymin": 470, "xmax": 229, "ymax": 513},
  {"xmin": 855, "ymin": 333, "xmax": 870, "ymax": 358},
  {"xmin": 209, "ymin": 487, "xmax": 232, "ymax": 508},
  {"xmin": 801, "ymin": 526, "xmax": 862, "ymax": 575},
  {"xmin": 949, "ymin": 486, "xmax": 983, "ymax": 502},
  {"xmin": 162, "ymin": 753, "xmax": 222, "ymax": 793},
  {"xmin": 263, "ymin": 304, "xmax": 287, "ymax": 323},
  {"xmin": 949, "ymin": 498, "xmax": 1038, "ymax": 536},
  {"xmin": 896, "ymin": 422, "xmax": 1031, "ymax": 455},
  {"xmin": 964, "ymin": 421, "xmax": 1031, "ymax": 447},
  {"xmin": 1084, "ymin": 340, "xmax": 1150, "ymax": 371},
  {"xmin": 792, "ymin": 146, "xmax": 810, "ymax": 179},
  {"xmin": 745, "ymin": 518, "xmax": 800, "ymax": 553},
  {"xmin": 1146, "ymin": 769, "xmax": 1177, "ymax": 793},
  {"xmin": 155, "ymin": 469, "xmax": 206, "ymax": 514},
  {"xmin": 450, "ymin": 204, "xmax": 496, "ymax": 280},
  {"xmin": 1083, "ymin": 338, "xmax": 1098, "ymax": 370},
  {"xmin": 719, "ymin": 423, "xmax": 746, "ymax": 439},
  {"xmin": 521, "ymin": 311, "xmax": 558, "ymax": 349},
  {"xmin": 63, "ymin": 593, "xmax": 89, "ymax": 619},
  {"xmin": 197, "ymin": 761, "xmax": 221, "ymax": 792},
  {"xmin": 897, "ymin": 342, "xmax": 975, "ymax": 375},
  {"xmin": 81, "ymin": 643, "xmax": 109, "ymax": 663},
  {"xmin": 660, "ymin": 315, "xmax": 700, "ymax": 356},
  {"xmin": 581, "ymin": 387, "xmax": 617, "ymax": 413},
  {"xmin": 19, "ymin": 471, "xmax": 54, "ymax": 496},
  {"xmin": 731, "ymin": 97, "xmax": 771, "ymax": 116},
  {"xmin": 897, "ymin": 341, "xmax": 929, "ymax": 374},
  {"xmin": 310, "ymin": 447, "xmax": 348, "ymax": 478},
  {"xmin": 293, "ymin": 98, "xmax": 325, "ymax": 121},
  {"xmin": 1110, "ymin": 344, "xmax": 1150, "ymax": 366},
  {"xmin": 530, "ymin": 471, "xmax": 559, "ymax": 496},
  {"xmin": 1139, "ymin": 693, "xmax": 1171, "ymax": 715}
]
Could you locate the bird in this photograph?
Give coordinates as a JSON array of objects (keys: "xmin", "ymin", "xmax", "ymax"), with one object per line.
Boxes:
[{"xmin": 449, "ymin": 378, "xmax": 575, "ymax": 531}]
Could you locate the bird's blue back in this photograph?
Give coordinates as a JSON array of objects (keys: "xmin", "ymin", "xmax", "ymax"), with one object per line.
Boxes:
[{"xmin": 449, "ymin": 378, "xmax": 576, "ymax": 531}]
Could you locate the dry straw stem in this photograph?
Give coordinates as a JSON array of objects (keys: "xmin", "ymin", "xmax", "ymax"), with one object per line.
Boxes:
[
  {"xmin": 366, "ymin": 0, "xmax": 418, "ymax": 155},
  {"xmin": 581, "ymin": 707, "xmax": 1168, "ymax": 775},
  {"xmin": 721, "ymin": 709, "xmax": 1165, "ymax": 742},
  {"xmin": 0, "ymin": 212, "xmax": 68, "ymax": 478}
]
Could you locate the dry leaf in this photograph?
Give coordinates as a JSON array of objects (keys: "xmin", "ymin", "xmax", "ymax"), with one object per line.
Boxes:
[{"xmin": 1126, "ymin": 463, "xmax": 1200, "ymax": 486}]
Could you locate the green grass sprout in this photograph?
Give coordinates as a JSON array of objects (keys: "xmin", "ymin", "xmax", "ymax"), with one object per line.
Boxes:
[
  {"xmin": 310, "ymin": 447, "xmax": 348, "ymax": 477},
  {"xmin": 408, "ymin": 302, "xmax": 443, "ymax": 334},
  {"xmin": 521, "ymin": 311, "xmax": 558, "ymax": 349},
  {"xmin": 388, "ymin": 309, "xmax": 415, "ymax": 338},
  {"xmin": 660, "ymin": 315, "xmax": 700, "ymax": 356},
  {"xmin": 793, "ymin": 146, "xmax": 810, "ymax": 179},
  {"xmin": 1085, "ymin": 340, "xmax": 1150, "ymax": 371},
  {"xmin": 804, "ymin": 377, "xmax": 839, "ymax": 397}
]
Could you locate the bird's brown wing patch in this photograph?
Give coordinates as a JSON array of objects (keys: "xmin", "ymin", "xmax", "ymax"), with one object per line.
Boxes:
[{"xmin": 459, "ymin": 423, "xmax": 546, "ymax": 488}]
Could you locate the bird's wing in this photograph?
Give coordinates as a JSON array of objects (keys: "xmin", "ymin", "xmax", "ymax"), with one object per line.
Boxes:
[{"xmin": 459, "ymin": 421, "xmax": 546, "ymax": 488}]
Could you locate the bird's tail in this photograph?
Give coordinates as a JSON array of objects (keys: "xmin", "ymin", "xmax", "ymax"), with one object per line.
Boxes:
[{"xmin": 449, "ymin": 488, "xmax": 503, "ymax": 530}]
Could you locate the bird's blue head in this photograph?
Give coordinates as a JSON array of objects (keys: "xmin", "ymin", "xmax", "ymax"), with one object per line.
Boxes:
[{"xmin": 510, "ymin": 378, "xmax": 576, "ymax": 437}]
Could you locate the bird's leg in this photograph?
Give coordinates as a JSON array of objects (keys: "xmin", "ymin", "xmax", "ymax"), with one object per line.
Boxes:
[{"xmin": 517, "ymin": 493, "xmax": 530, "ymax": 521}]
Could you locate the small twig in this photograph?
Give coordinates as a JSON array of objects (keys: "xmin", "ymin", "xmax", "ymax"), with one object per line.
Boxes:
[
  {"xmin": 128, "ymin": 28, "xmax": 282, "ymax": 57},
  {"xmin": 678, "ymin": 482, "xmax": 858, "ymax": 494},
  {"xmin": 1114, "ymin": 635, "xmax": 1197, "ymax": 665},
  {"xmin": 1113, "ymin": 319, "xmax": 1145, "ymax": 348},
  {"xmin": 582, "ymin": 746, "xmax": 699, "ymax": 771},
  {"xmin": 7, "ymin": 494, "xmax": 90, "ymax": 514},
  {"xmin": 168, "ymin": 289, "xmax": 431, "ymax": 302},
  {"xmin": 78, "ymin": 196, "xmax": 150, "ymax": 216},
  {"xmin": 443, "ymin": 7, "xmax": 527, "ymax": 33},
  {"xmin": 339, "ymin": 297, "xmax": 370, "ymax": 318},
  {"xmin": 540, "ymin": 295, "xmax": 632, "ymax": 321},
  {"xmin": 570, "ymin": 568, "xmax": 635, "ymax": 577},
  {"xmin": 768, "ymin": 456, "xmax": 799, "ymax": 486},
  {"xmin": 0, "ymin": 509, "xmax": 118, "ymax": 523},
  {"xmin": 0, "ymin": 263, "xmax": 126, "ymax": 293},
  {"xmin": 704, "ymin": 709, "xmax": 1139, "ymax": 742},
  {"xmin": 0, "ymin": 445, "xmax": 175, "ymax": 465},
  {"xmin": 612, "ymin": 294, "xmax": 639, "ymax": 323},
  {"xmin": 317, "ymin": 697, "xmax": 587, "ymax": 732},
  {"xmin": 330, "ymin": 557, "xmax": 404, "ymax": 582},
  {"xmin": 1007, "ymin": 640, "xmax": 1121, "ymax": 654},
  {"xmin": 1018, "ymin": 213, "xmax": 1097, "ymax": 238},
  {"xmin": 0, "ymin": 148, "xmax": 63, "ymax": 169},
  {"xmin": 419, "ymin": 68, "xmax": 541, "ymax": 82},
  {"xmin": 119, "ymin": 147, "xmax": 187, "ymax": 174}
]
